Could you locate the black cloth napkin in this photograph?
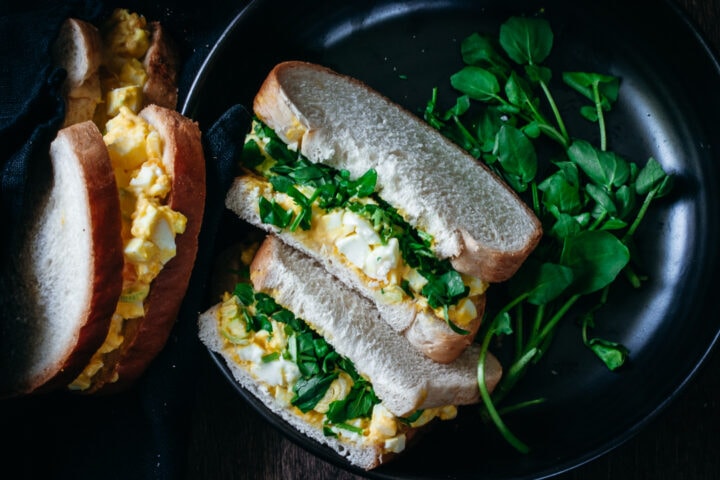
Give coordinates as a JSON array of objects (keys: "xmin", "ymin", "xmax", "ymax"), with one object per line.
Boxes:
[{"xmin": 0, "ymin": 1, "xmax": 251, "ymax": 478}]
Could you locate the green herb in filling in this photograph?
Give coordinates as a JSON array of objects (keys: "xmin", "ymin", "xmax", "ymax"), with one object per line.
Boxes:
[{"xmin": 242, "ymin": 119, "xmax": 472, "ymax": 333}]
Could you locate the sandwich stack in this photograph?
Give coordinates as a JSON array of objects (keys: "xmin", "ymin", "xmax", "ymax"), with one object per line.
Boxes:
[{"xmin": 198, "ymin": 61, "xmax": 541, "ymax": 469}]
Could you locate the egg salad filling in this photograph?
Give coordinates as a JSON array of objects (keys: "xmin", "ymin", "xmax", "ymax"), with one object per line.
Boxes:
[
  {"xmin": 242, "ymin": 119, "xmax": 488, "ymax": 333},
  {"xmin": 92, "ymin": 8, "xmax": 152, "ymax": 127},
  {"xmin": 216, "ymin": 283, "xmax": 457, "ymax": 453},
  {"xmin": 69, "ymin": 106, "xmax": 187, "ymax": 390}
]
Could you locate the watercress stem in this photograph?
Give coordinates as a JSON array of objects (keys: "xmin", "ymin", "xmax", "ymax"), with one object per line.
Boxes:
[
  {"xmin": 593, "ymin": 82, "xmax": 607, "ymax": 151},
  {"xmin": 539, "ymin": 80, "xmax": 570, "ymax": 145},
  {"xmin": 533, "ymin": 294, "xmax": 581, "ymax": 349},
  {"xmin": 478, "ymin": 322, "xmax": 530, "ymax": 453}
]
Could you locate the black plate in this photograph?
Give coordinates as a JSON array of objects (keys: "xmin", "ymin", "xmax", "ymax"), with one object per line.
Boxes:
[{"xmin": 182, "ymin": 0, "xmax": 720, "ymax": 478}]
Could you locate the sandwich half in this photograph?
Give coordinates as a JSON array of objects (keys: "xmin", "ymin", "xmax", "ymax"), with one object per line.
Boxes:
[
  {"xmin": 198, "ymin": 235, "xmax": 502, "ymax": 470},
  {"xmin": 226, "ymin": 61, "xmax": 541, "ymax": 363}
]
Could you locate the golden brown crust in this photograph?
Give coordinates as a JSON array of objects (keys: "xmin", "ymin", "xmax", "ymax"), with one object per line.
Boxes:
[
  {"xmin": 142, "ymin": 21, "xmax": 179, "ymax": 110},
  {"xmin": 31, "ymin": 122, "xmax": 123, "ymax": 393},
  {"xmin": 90, "ymin": 106, "xmax": 205, "ymax": 393}
]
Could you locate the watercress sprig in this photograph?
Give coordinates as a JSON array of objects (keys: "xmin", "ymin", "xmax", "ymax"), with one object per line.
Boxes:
[{"xmin": 425, "ymin": 15, "xmax": 673, "ymax": 452}]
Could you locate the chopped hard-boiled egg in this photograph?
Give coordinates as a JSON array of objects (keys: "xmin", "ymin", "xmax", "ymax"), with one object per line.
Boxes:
[
  {"xmin": 69, "ymin": 107, "xmax": 186, "ymax": 391},
  {"xmin": 213, "ymin": 291, "xmax": 456, "ymax": 455},
  {"xmin": 90, "ymin": 8, "xmax": 151, "ymax": 127}
]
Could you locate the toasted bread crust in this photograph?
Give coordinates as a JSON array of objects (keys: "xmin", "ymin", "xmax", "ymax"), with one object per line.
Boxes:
[
  {"xmin": 253, "ymin": 61, "xmax": 542, "ymax": 283},
  {"xmin": 87, "ymin": 105, "xmax": 204, "ymax": 393},
  {"xmin": 142, "ymin": 21, "xmax": 179, "ymax": 110}
]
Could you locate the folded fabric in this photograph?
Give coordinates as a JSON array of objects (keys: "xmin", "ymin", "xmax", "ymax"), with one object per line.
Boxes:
[{"xmin": 0, "ymin": 0, "xmax": 251, "ymax": 478}]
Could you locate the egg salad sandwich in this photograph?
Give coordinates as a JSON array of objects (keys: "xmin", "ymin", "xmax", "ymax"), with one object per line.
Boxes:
[
  {"xmin": 0, "ymin": 9, "xmax": 205, "ymax": 397},
  {"xmin": 198, "ymin": 235, "xmax": 503, "ymax": 470},
  {"xmin": 51, "ymin": 8, "xmax": 178, "ymax": 129},
  {"xmin": 226, "ymin": 61, "xmax": 542, "ymax": 364}
]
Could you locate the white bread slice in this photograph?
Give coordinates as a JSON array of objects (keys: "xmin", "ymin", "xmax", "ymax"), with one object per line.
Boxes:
[
  {"xmin": 0, "ymin": 121, "xmax": 123, "ymax": 397},
  {"xmin": 226, "ymin": 175, "xmax": 484, "ymax": 363},
  {"xmin": 198, "ymin": 235, "xmax": 502, "ymax": 469},
  {"xmin": 253, "ymin": 61, "xmax": 542, "ymax": 283},
  {"xmin": 199, "ymin": 303, "xmax": 394, "ymax": 470},
  {"xmin": 85, "ymin": 105, "xmax": 206, "ymax": 393},
  {"xmin": 51, "ymin": 18, "xmax": 103, "ymax": 127}
]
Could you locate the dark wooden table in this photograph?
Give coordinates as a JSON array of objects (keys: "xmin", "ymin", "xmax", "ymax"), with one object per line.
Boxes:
[{"xmin": 185, "ymin": 1, "xmax": 720, "ymax": 479}]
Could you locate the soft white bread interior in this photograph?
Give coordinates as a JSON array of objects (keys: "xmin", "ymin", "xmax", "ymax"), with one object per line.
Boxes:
[
  {"xmin": 0, "ymin": 121, "xmax": 123, "ymax": 397},
  {"xmin": 226, "ymin": 176, "xmax": 485, "ymax": 363},
  {"xmin": 253, "ymin": 61, "xmax": 542, "ymax": 283},
  {"xmin": 249, "ymin": 236, "xmax": 501, "ymax": 416}
]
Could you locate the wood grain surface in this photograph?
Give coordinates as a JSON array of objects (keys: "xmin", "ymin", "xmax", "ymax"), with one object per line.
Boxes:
[{"xmin": 186, "ymin": 1, "xmax": 720, "ymax": 479}]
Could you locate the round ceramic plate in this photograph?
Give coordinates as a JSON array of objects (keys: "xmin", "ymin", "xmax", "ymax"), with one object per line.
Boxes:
[{"xmin": 183, "ymin": 0, "xmax": 720, "ymax": 478}]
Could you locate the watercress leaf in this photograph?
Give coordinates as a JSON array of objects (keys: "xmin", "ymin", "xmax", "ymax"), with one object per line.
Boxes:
[
  {"xmin": 461, "ymin": 32, "xmax": 509, "ymax": 72},
  {"xmin": 505, "ymin": 71, "xmax": 535, "ymax": 109},
  {"xmin": 499, "ymin": 16, "xmax": 554, "ymax": 65},
  {"xmin": 522, "ymin": 121, "xmax": 541, "ymax": 138},
  {"xmin": 241, "ymin": 139, "xmax": 266, "ymax": 168},
  {"xmin": 567, "ymin": 140, "xmax": 630, "ymax": 189},
  {"xmin": 351, "ymin": 168, "xmax": 378, "ymax": 197},
  {"xmin": 494, "ymin": 125, "xmax": 538, "ymax": 187},
  {"xmin": 524, "ymin": 64, "xmax": 552, "ymax": 84},
  {"xmin": 539, "ymin": 170, "xmax": 582, "ymax": 214},
  {"xmin": 511, "ymin": 260, "xmax": 574, "ymax": 305},
  {"xmin": 587, "ymin": 337, "xmax": 629, "ymax": 370},
  {"xmin": 258, "ymin": 197, "xmax": 293, "ymax": 228},
  {"xmin": 636, "ymin": 157, "xmax": 670, "ymax": 195},
  {"xmin": 292, "ymin": 373, "xmax": 339, "ymax": 413},
  {"xmin": 268, "ymin": 175, "xmax": 295, "ymax": 193},
  {"xmin": 580, "ymin": 105, "xmax": 599, "ymax": 122},
  {"xmin": 445, "ymin": 94, "xmax": 472, "ymax": 119},
  {"xmin": 493, "ymin": 311, "xmax": 514, "ymax": 336},
  {"xmin": 560, "ymin": 230, "xmax": 630, "ymax": 295},
  {"xmin": 549, "ymin": 211, "xmax": 583, "ymax": 239},
  {"xmin": 450, "ymin": 66, "xmax": 500, "ymax": 101},
  {"xmin": 232, "ymin": 283, "xmax": 255, "ymax": 306},
  {"xmin": 562, "ymin": 72, "xmax": 620, "ymax": 110},
  {"xmin": 586, "ymin": 183, "xmax": 618, "ymax": 215},
  {"xmin": 476, "ymin": 108, "xmax": 505, "ymax": 152},
  {"xmin": 615, "ymin": 184, "xmax": 636, "ymax": 219},
  {"xmin": 600, "ymin": 217, "xmax": 628, "ymax": 231}
]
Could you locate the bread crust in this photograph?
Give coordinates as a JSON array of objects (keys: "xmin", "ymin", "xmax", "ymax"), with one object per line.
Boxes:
[
  {"xmin": 0, "ymin": 121, "xmax": 123, "ymax": 397},
  {"xmin": 88, "ymin": 106, "xmax": 205, "ymax": 393},
  {"xmin": 142, "ymin": 21, "xmax": 179, "ymax": 110},
  {"xmin": 253, "ymin": 61, "xmax": 542, "ymax": 283}
]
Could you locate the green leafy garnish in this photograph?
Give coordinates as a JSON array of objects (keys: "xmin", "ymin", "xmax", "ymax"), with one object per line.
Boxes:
[
  {"xmin": 241, "ymin": 120, "xmax": 473, "ymax": 331},
  {"xmin": 425, "ymin": 15, "xmax": 673, "ymax": 452},
  {"xmin": 230, "ymin": 283, "xmax": 381, "ymax": 420}
]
